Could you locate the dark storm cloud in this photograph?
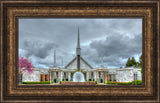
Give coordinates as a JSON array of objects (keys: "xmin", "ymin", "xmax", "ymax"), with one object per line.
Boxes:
[
  {"xmin": 20, "ymin": 38, "xmax": 58, "ymax": 58},
  {"xmin": 81, "ymin": 33, "xmax": 142, "ymax": 67},
  {"xmin": 19, "ymin": 18, "xmax": 142, "ymax": 68},
  {"xmin": 91, "ymin": 33, "xmax": 142, "ymax": 57}
]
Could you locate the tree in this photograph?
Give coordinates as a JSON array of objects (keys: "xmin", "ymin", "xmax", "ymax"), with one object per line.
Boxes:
[
  {"xmin": 131, "ymin": 57, "xmax": 136, "ymax": 64},
  {"xmin": 141, "ymin": 68, "xmax": 142, "ymax": 73},
  {"xmin": 125, "ymin": 56, "xmax": 138, "ymax": 67},
  {"xmin": 18, "ymin": 57, "xmax": 34, "ymax": 74},
  {"xmin": 139, "ymin": 54, "xmax": 142, "ymax": 68},
  {"xmin": 125, "ymin": 57, "xmax": 131, "ymax": 67},
  {"xmin": 18, "ymin": 57, "xmax": 34, "ymax": 84},
  {"xmin": 139, "ymin": 54, "xmax": 142, "ymax": 73},
  {"xmin": 131, "ymin": 57, "xmax": 138, "ymax": 67}
]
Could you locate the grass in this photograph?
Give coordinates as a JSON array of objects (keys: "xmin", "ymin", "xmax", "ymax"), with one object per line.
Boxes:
[
  {"xmin": 22, "ymin": 81, "xmax": 51, "ymax": 84},
  {"xmin": 106, "ymin": 80, "xmax": 142, "ymax": 85}
]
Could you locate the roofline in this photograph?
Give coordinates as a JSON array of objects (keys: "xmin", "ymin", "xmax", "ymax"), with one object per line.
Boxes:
[
  {"xmin": 64, "ymin": 57, "xmax": 76, "ymax": 68},
  {"xmin": 64, "ymin": 56, "xmax": 93, "ymax": 69}
]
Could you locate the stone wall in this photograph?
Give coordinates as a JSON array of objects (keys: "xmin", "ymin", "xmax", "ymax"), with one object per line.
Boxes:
[
  {"xmin": 116, "ymin": 69, "xmax": 134, "ymax": 82},
  {"xmin": 22, "ymin": 70, "xmax": 40, "ymax": 82}
]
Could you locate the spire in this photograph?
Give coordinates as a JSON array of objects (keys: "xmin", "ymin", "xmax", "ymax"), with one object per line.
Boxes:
[
  {"xmin": 77, "ymin": 27, "xmax": 80, "ymax": 48},
  {"xmin": 54, "ymin": 49, "xmax": 56, "ymax": 67},
  {"xmin": 76, "ymin": 27, "xmax": 81, "ymax": 56},
  {"xmin": 61, "ymin": 57, "xmax": 63, "ymax": 69},
  {"xmin": 101, "ymin": 52, "xmax": 104, "ymax": 67},
  {"xmin": 76, "ymin": 27, "xmax": 81, "ymax": 71}
]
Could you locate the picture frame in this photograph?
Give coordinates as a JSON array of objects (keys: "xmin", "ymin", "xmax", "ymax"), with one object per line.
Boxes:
[{"xmin": 0, "ymin": 0, "xmax": 159, "ymax": 102}]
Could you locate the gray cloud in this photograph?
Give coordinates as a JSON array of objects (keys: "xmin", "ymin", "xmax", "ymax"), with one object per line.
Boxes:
[
  {"xmin": 19, "ymin": 18, "xmax": 142, "ymax": 68},
  {"xmin": 20, "ymin": 38, "xmax": 58, "ymax": 58},
  {"xmin": 82, "ymin": 32, "xmax": 142, "ymax": 67}
]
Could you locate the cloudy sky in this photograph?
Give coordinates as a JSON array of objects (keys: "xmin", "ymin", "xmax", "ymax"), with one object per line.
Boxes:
[{"xmin": 19, "ymin": 18, "xmax": 142, "ymax": 69}]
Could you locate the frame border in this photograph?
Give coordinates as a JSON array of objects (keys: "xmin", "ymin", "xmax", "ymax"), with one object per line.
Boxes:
[{"xmin": 0, "ymin": 0, "xmax": 159, "ymax": 102}]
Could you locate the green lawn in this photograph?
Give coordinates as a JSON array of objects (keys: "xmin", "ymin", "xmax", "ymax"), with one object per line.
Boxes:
[
  {"xmin": 106, "ymin": 80, "xmax": 142, "ymax": 85},
  {"xmin": 22, "ymin": 81, "xmax": 51, "ymax": 84}
]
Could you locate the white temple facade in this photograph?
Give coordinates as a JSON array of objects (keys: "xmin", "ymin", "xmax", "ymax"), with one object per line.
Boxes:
[{"xmin": 22, "ymin": 29, "xmax": 142, "ymax": 84}]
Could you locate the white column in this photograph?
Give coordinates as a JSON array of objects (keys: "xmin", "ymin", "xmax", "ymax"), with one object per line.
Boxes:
[
  {"xmin": 56, "ymin": 71, "xmax": 58, "ymax": 82},
  {"xmin": 112, "ymin": 75, "xmax": 113, "ymax": 81},
  {"xmin": 87, "ymin": 72, "xmax": 89, "ymax": 81},
  {"xmin": 64, "ymin": 72, "xmax": 65, "ymax": 81},
  {"xmin": 108, "ymin": 72, "xmax": 109, "ymax": 81},
  {"xmin": 68, "ymin": 72, "xmax": 71, "ymax": 81},
  {"xmin": 85, "ymin": 72, "xmax": 87, "ymax": 80},
  {"xmin": 60, "ymin": 72, "xmax": 62, "ymax": 81},
  {"xmin": 104, "ymin": 72, "xmax": 105, "ymax": 83},
  {"xmin": 53, "ymin": 72, "xmax": 55, "ymax": 82},
  {"xmin": 94, "ymin": 72, "xmax": 96, "ymax": 81},
  {"xmin": 62, "ymin": 72, "xmax": 64, "ymax": 81},
  {"xmin": 68, "ymin": 72, "xmax": 69, "ymax": 81},
  {"xmin": 49, "ymin": 72, "xmax": 51, "ymax": 84},
  {"xmin": 91, "ymin": 72, "xmax": 92, "ymax": 80},
  {"xmin": 96, "ymin": 72, "xmax": 99, "ymax": 83},
  {"xmin": 57, "ymin": 72, "xmax": 59, "ymax": 82},
  {"xmin": 89, "ymin": 72, "xmax": 91, "ymax": 80},
  {"xmin": 100, "ymin": 72, "xmax": 102, "ymax": 83},
  {"xmin": 54, "ymin": 72, "xmax": 56, "ymax": 82},
  {"xmin": 48, "ymin": 74, "xmax": 49, "ymax": 81}
]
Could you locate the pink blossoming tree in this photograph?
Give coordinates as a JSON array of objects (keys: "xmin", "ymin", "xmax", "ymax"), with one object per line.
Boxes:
[{"xmin": 18, "ymin": 57, "xmax": 34, "ymax": 74}]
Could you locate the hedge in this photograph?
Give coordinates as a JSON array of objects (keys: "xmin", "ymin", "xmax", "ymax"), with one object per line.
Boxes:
[
  {"xmin": 107, "ymin": 80, "xmax": 142, "ymax": 85},
  {"xmin": 101, "ymin": 79, "xmax": 103, "ymax": 83},
  {"xmin": 23, "ymin": 81, "xmax": 51, "ymax": 84},
  {"xmin": 54, "ymin": 79, "xmax": 56, "ymax": 83},
  {"xmin": 132, "ymin": 80, "xmax": 142, "ymax": 85}
]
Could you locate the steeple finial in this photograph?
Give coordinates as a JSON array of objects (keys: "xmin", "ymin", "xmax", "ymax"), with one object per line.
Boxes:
[
  {"xmin": 54, "ymin": 49, "xmax": 56, "ymax": 67},
  {"xmin": 101, "ymin": 52, "xmax": 104, "ymax": 67}
]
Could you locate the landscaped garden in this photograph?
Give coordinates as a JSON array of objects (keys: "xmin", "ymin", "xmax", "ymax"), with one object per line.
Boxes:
[{"xmin": 22, "ymin": 80, "xmax": 142, "ymax": 85}]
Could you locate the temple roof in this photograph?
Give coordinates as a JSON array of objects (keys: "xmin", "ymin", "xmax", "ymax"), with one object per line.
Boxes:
[{"xmin": 64, "ymin": 56, "xmax": 93, "ymax": 69}]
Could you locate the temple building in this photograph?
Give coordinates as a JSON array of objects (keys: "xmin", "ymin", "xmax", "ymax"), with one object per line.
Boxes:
[{"xmin": 22, "ymin": 28, "xmax": 142, "ymax": 84}]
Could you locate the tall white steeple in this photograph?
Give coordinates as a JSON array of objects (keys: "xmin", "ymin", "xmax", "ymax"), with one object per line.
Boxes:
[
  {"xmin": 61, "ymin": 57, "xmax": 63, "ymax": 69},
  {"xmin": 101, "ymin": 52, "xmax": 104, "ymax": 67},
  {"xmin": 76, "ymin": 27, "xmax": 81, "ymax": 56},
  {"xmin": 76, "ymin": 27, "xmax": 81, "ymax": 70},
  {"xmin": 54, "ymin": 49, "xmax": 56, "ymax": 67}
]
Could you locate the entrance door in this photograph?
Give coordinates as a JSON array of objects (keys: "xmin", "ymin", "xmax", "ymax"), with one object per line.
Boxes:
[
  {"xmin": 40, "ymin": 74, "xmax": 43, "ymax": 81},
  {"xmin": 45, "ymin": 75, "xmax": 48, "ymax": 81},
  {"xmin": 106, "ymin": 75, "xmax": 108, "ymax": 81}
]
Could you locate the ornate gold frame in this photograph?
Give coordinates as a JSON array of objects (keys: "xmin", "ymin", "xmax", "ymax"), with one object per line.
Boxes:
[{"xmin": 0, "ymin": 0, "xmax": 159, "ymax": 102}]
